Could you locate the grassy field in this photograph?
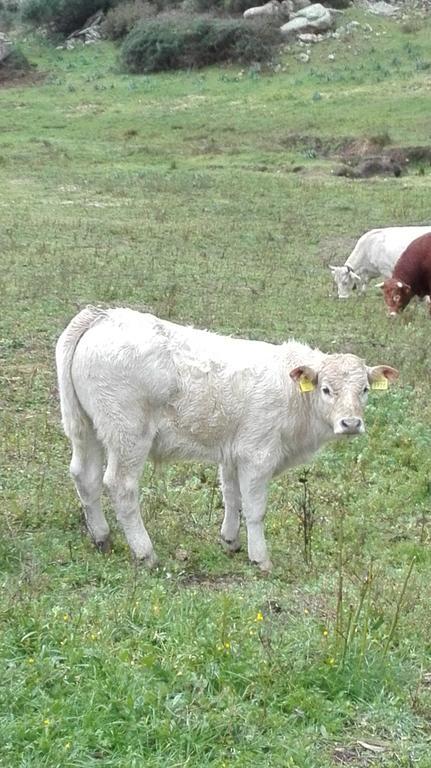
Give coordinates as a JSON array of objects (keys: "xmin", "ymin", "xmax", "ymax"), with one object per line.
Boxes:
[{"xmin": 1, "ymin": 10, "xmax": 431, "ymax": 767}]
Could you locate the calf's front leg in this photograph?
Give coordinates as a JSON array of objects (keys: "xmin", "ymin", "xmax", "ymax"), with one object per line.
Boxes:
[{"xmin": 238, "ymin": 467, "xmax": 272, "ymax": 572}]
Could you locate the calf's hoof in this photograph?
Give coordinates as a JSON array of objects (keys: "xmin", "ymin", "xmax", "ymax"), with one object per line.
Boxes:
[
  {"xmin": 221, "ymin": 535, "xmax": 241, "ymax": 554},
  {"xmin": 251, "ymin": 558, "xmax": 273, "ymax": 573},
  {"xmin": 136, "ymin": 550, "xmax": 159, "ymax": 570},
  {"xmin": 95, "ymin": 536, "xmax": 112, "ymax": 555}
]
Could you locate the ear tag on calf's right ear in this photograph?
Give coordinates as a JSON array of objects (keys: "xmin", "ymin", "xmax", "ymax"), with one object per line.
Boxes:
[
  {"xmin": 371, "ymin": 376, "xmax": 388, "ymax": 391},
  {"xmin": 299, "ymin": 375, "xmax": 316, "ymax": 393}
]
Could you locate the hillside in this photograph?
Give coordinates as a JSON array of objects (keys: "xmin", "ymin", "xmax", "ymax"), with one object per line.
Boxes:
[{"xmin": 1, "ymin": 9, "xmax": 431, "ymax": 767}]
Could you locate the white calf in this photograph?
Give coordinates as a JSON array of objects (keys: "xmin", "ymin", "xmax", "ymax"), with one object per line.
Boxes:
[{"xmin": 56, "ymin": 307, "xmax": 398, "ymax": 571}]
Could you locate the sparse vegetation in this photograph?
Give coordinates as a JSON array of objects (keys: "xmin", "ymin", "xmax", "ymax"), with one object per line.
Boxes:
[
  {"xmin": 1, "ymin": 9, "xmax": 431, "ymax": 768},
  {"xmin": 102, "ymin": 0, "xmax": 157, "ymax": 41}
]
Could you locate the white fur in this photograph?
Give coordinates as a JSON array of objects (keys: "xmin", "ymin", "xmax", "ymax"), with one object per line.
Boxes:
[
  {"xmin": 56, "ymin": 307, "xmax": 396, "ymax": 571},
  {"xmin": 329, "ymin": 226, "xmax": 431, "ymax": 298}
]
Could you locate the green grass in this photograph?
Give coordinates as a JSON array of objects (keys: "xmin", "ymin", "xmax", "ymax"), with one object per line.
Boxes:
[{"xmin": 1, "ymin": 11, "xmax": 431, "ymax": 767}]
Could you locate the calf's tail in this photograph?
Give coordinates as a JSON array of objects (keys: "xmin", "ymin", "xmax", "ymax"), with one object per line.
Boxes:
[{"xmin": 55, "ymin": 305, "xmax": 107, "ymax": 438}]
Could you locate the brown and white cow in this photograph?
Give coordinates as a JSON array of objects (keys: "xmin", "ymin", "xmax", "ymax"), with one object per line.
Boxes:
[{"xmin": 379, "ymin": 232, "xmax": 431, "ymax": 316}]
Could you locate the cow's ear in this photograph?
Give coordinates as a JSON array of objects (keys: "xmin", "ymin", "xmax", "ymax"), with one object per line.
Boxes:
[
  {"xmin": 400, "ymin": 282, "xmax": 412, "ymax": 294},
  {"xmin": 375, "ymin": 282, "xmax": 385, "ymax": 290},
  {"xmin": 329, "ymin": 265, "xmax": 337, "ymax": 272},
  {"xmin": 290, "ymin": 366, "xmax": 318, "ymax": 392},
  {"xmin": 367, "ymin": 365, "xmax": 399, "ymax": 389}
]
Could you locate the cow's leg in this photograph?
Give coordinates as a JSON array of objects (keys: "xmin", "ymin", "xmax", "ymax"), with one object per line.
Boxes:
[
  {"xmin": 69, "ymin": 423, "xmax": 110, "ymax": 552},
  {"xmin": 238, "ymin": 467, "xmax": 272, "ymax": 572},
  {"xmin": 103, "ymin": 434, "xmax": 157, "ymax": 567},
  {"xmin": 220, "ymin": 464, "xmax": 241, "ymax": 553},
  {"xmin": 359, "ymin": 275, "xmax": 368, "ymax": 294}
]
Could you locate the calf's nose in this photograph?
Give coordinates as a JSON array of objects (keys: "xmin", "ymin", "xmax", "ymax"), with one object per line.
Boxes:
[{"xmin": 339, "ymin": 417, "xmax": 363, "ymax": 434}]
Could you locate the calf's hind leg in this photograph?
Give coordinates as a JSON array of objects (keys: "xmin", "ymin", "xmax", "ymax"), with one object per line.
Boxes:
[
  {"xmin": 103, "ymin": 434, "xmax": 158, "ymax": 568},
  {"xmin": 220, "ymin": 464, "xmax": 241, "ymax": 553},
  {"xmin": 69, "ymin": 424, "xmax": 111, "ymax": 552}
]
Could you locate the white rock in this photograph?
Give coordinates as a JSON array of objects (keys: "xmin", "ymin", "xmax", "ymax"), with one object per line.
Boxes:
[
  {"xmin": 363, "ymin": 0, "xmax": 399, "ymax": 15},
  {"xmin": 244, "ymin": 0, "xmax": 281, "ymax": 18},
  {"xmin": 280, "ymin": 3, "xmax": 335, "ymax": 37},
  {"xmin": 297, "ymin": 32, "xmax": 323, "ymax": 42}
]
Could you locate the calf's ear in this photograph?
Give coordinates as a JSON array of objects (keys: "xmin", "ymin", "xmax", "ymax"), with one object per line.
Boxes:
[
  {"xmin": 328, "ymin": 265, "xmax": 337, "ymax": 272},
  {"xmin": 290, "ymin": 366, "xmax": 318, "ymax": 392},
  {"xmin": 375, "ymin": 282, "xmax": 385, "ymax": 290},
  {"xmin": 367, "ymin": 365, "xmax": 399, "ymax": 388}
]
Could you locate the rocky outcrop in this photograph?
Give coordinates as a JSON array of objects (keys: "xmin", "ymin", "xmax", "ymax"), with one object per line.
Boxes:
[{"xmin": 280, "ymin": 3, "xmax": 335, "ymax": 37}]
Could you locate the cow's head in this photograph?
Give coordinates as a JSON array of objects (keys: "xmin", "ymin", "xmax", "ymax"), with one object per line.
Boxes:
[
  {"xmin": 377, "ymin": 278, "xmax": 412, "ymax": 316},
  {"xmin": 329, "ymin": 265, "xmax": 361, "ymax": 299},
  {"xmin": 290, "ymin": 354, "xmax": 398, "ymax": 436}
]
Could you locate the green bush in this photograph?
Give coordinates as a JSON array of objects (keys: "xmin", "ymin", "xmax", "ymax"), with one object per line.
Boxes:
[
  {"xmin": 181, "ymin": 0, "xmax": 251, "ymax": 15},
  {"xmin": 21, "ymin": 0, "xmax": 116, "ymax": 34},
  {"xmin": 120, "ymin": 14, "xmax": 281, "ymax": 73},
  {"xmin": 323, "ymin": 0, "xmax": 351, "ymax": 7},
  {"xmin": 102, "ymin": 0, "xmax": 156, "ymax": 41}
]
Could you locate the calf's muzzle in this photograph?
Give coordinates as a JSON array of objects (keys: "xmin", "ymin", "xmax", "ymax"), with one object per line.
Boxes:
[{"xmin": 335, "ymin": 417, "xmax": 364, "ymax": 435}]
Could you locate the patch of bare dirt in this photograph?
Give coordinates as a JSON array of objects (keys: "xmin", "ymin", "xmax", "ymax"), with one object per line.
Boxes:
[
  {"xmin": 333, "ymin": 740, "xmax": 392, "ymax": 766},
  {"xmin": 179, "ymin": 572, "xmax": 246, "ymax": 590},
  {"xmin": 279, "ymin": 133, "xmax": 431, "ymax": 178},
  {"xmin": 0, "ymin": 65, "xmax": 44, "ymax": 88}
]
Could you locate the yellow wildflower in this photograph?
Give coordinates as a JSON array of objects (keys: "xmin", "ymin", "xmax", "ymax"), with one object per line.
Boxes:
[{"xmin": 255, "ymin": 611, "xmax": 264, "ymax": 622}]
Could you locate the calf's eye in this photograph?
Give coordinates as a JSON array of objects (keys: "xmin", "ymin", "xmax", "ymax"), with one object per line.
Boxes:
[
  {"xmin": 363, "ymin": 386, "xmax": 369, "ymax": 394},
  {"xmin": 322, "ymin": 386, "xmax": 331, "ymax": 395}
]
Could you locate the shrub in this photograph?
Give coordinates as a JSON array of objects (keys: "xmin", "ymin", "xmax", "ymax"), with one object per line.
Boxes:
[
  {"xmin": 102, "ymin": 0, "xmax": 156, "ymax": 41},
  {"xmin": 21, "ymin": 0, "xmax": 116, "ymax": 35},
  {"xmin": 323, "ymin": 0, "xmax": 351, "ymax": 7},
  {"xmin": 120, "ymin": 14, "xmax": 281, "ymax": 73},
  {"xmin": 181, "ymin": 0, "xmax": 251, "ymax": 15}
]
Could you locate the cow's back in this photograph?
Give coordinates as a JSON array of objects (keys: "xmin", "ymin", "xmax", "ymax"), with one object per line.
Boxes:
[
  {"xmin": 393, "ymin": 232, "xmax": 431, "ymax": 295},
  {"xmin": 348, "ymin": 226, "xmax": 431, "ymax": 277}
]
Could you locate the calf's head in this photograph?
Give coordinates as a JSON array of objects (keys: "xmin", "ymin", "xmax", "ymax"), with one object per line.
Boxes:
[
  {"xmin": 290, "ymin": 354, "xmax": 398, "ymax": 436},
  {"xmin": 378, "ymin": 278, "xmax": 412, "ymax": 315},
  {"xmin": 329, "ymin": 265, "xmax": 361, "ymax": 299}
]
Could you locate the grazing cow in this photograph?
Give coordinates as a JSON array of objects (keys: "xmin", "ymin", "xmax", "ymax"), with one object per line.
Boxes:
[
  {"xmin": 56, "ymin": 307, "xmax": 398, "ymax": 571},
  {"xmin": 329, "ymin": 226, "xmax": 431, "ymax": 298},
  {"xmin": 379, "ymin": 232, "xmax": 431, "ymax": 316}
]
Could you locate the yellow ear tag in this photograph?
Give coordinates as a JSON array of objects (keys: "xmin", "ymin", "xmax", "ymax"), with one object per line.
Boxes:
[
  {"xmin": 371, "ymin": 376, "xmax": 388, "ymax": 391},
  {"xmin": 299, "ymin": 376, "xmax": 316, "ymax": 393}
]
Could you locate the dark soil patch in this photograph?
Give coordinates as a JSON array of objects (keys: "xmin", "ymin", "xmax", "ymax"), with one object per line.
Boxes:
[
  {"xmin": 333, "ymin": 157, "xmax": 403, "ymax": 179},
  {"xmin": 279, "ymin": 133, "xmax": 431, "ymax": 176},
  {"xmin": 0, "ymin": 67, "xmax": 44, "ymax": 87},
  {"xmin": 0, "ymin": 46, "xmax": 42, "ymax": 88},
  {"xmin": 179, "ymin": 571, "xmax": 246, "ymax": 590}
]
